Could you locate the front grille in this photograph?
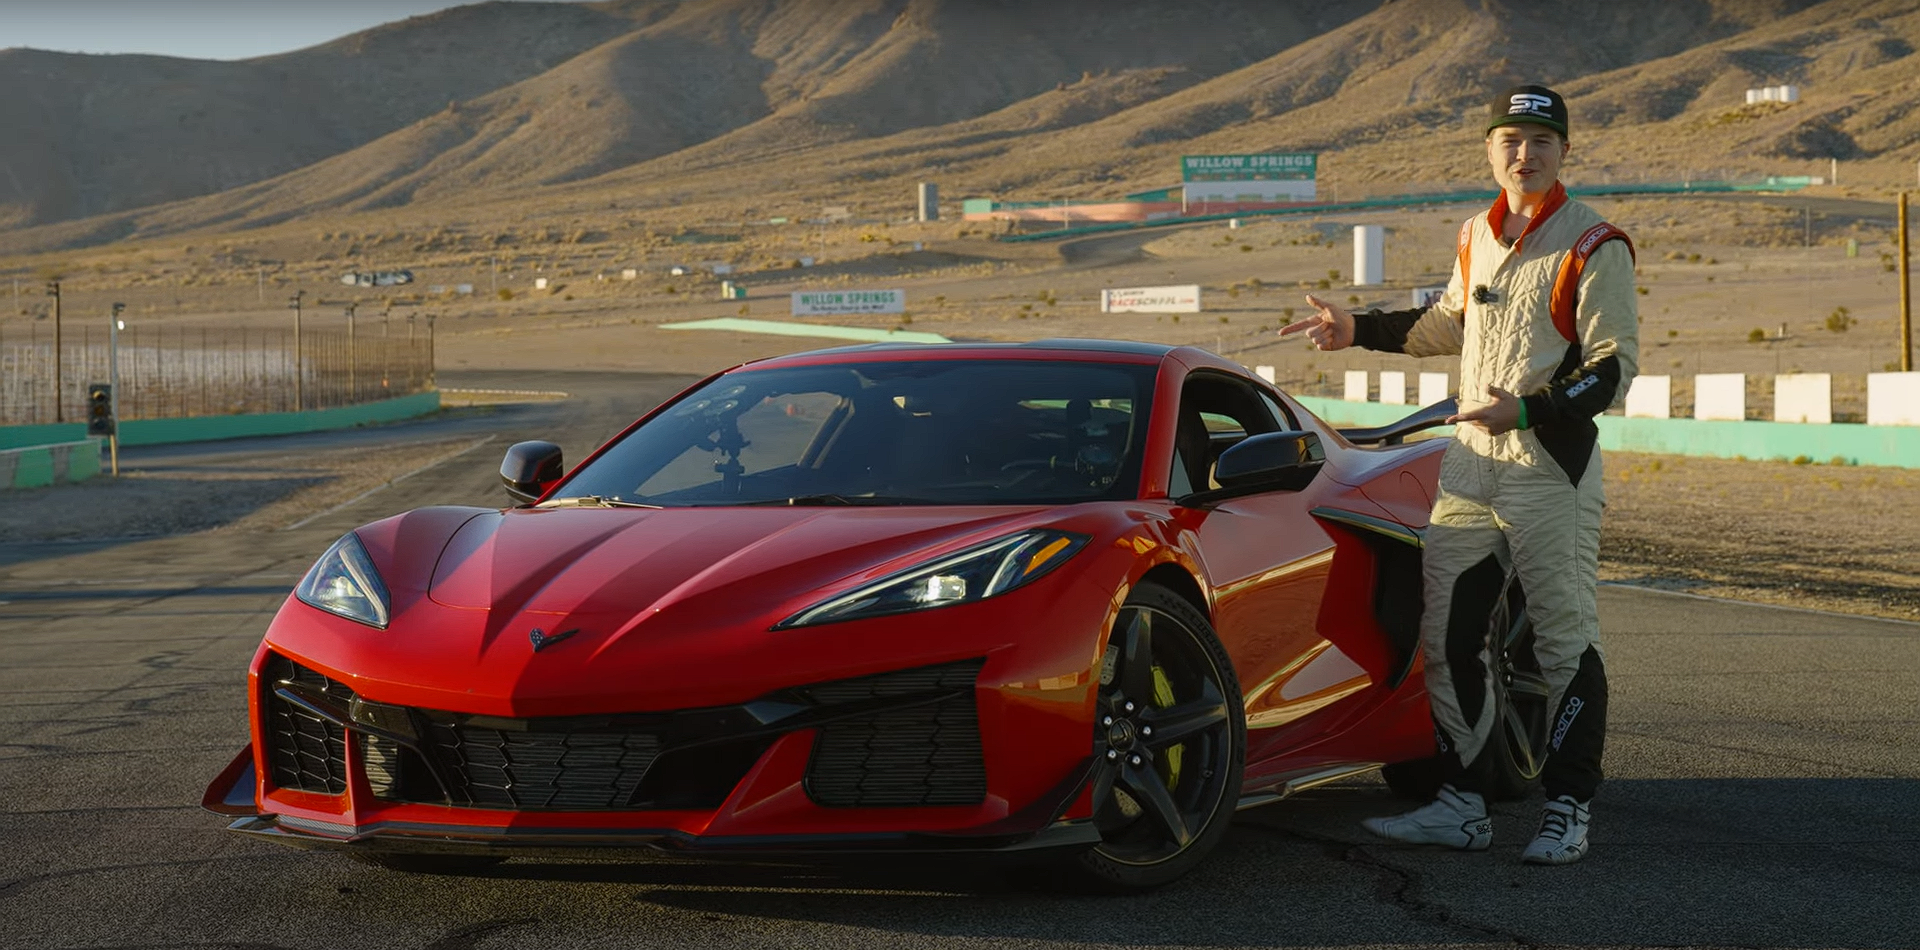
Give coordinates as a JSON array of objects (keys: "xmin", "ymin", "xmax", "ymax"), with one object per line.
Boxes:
[
  {"xmin": 262, "ymin": 654, "xmax": 352, "ymax": 795},
  {"xmin": 420, "ymin": 718, "xmax": 663, "ymax": 810},
  {"xmin": 803, "ymin": 660, "xmax": 987, "ymax": 808},
  {"xmin": 258, "ymin": 654, "xmax": 988, "ymax": 811}
]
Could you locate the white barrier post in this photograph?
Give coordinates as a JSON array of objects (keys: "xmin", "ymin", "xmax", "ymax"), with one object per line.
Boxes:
[
  {"xmin": 1353, "ymin": 226, "xmax": 1385, "ymax": 286},
  {"xmin": 1868, "ymin": 372, "xmax": 1920, "ymax": 425},
  {"xmin": 1418, "ymin": 372, "xmax": 1448, "ymax": 406},
  {"xmin": 1625, "ymin": 375, "xmax": 1671, "ymax": 418},
  {"xmin": 1254, "ymin": 365, "xmax": 1276, "ymax": 384},
  {"xmin": 1773, "ymin": 373, "xmax": 1832, "ymax": 424},
  {"xmin": 1344, "ymin": 370, "xmax": 1369, "ymax": 402},
  {"xmin": 1379, "ymin": 370, "xmax": 1407, "ymax": 405},
  {"xmin": 1694, "ymin": 373, "xmax": 1746, "ymax": 421}
]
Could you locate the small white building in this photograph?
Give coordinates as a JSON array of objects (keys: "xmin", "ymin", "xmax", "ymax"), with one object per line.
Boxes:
[{"xmin": 1745, "ymin": 84, "xmax": 1801, "ymax": 105}]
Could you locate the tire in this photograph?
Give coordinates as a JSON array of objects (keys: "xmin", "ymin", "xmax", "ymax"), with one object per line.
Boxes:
[
  {"xmin": 1382, "ymin": 570, "xmax": 1550, "ymax": 803},
  {"xmin": 1058, "ymin": 582, "xmax": 1246, "ymax": 893},
  {"xmin": 348, "ymin": 852, "xmax": 505, "ymax": 875},
  {"xmin": 1484, "ymin": 570, "xmax": 1551, "ymax": 801}
]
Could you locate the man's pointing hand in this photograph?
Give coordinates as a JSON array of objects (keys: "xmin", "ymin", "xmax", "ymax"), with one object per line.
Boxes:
[{"xmin": 1279, "ymin": 294, "xmax": 1355, "ymax": 351}]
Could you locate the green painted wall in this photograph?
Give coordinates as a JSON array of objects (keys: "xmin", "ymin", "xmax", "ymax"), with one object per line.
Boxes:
[
  {"xmin": 2, "ymin": 439, "xmax": 101, "ymax": 489},
  {"xmin": 1294, "ymin": 396, "xmax": 1920, "ymax": 469},
  {"xmin": 0, "ymin": 423, "xmax": 84, "ymax": 451},
  {"xmin": 10, "ymin": 447, "xmax": 54, "ymax": 488},
  {"xmin": 0, "ymin": 391, "xmax": 440, "ymax": 452}
]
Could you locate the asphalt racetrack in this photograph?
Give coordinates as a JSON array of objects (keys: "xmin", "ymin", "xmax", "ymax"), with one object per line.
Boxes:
[{"xmin": 2, "ymin": 371, "xmax": 1916, "ymax": 950}]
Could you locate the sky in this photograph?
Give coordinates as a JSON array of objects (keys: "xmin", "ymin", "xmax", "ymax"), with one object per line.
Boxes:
[{"xmin": 0, "ymin": 0, "xmax": 579, "ymax": 61}]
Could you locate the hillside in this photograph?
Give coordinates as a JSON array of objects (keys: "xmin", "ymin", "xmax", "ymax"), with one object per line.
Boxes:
[
  {"xmin": 0, "ymin": 0, "xmax": 672, "ymax": 229},
  {"xmin": 7, "ymin": 0, "xmax": 1920, "ymax": 258}
]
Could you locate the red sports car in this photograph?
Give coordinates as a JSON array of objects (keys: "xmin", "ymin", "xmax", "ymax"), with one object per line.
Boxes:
[{"xmin": 205, "ymin": 340, "xmax": 1548, "ymax": 891}]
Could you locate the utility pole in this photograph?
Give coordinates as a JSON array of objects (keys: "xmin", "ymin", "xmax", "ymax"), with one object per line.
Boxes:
[
  {"xmin": 345, "ymin": 302, "xmax": 357, "ymax": 403},
  {"xmin": 426, "ymin": 314, "xmax": 436, "ymax": 389},
  {"xmin": 109, "ymin": 302, "xmax": 123, "ymax": 475},
  {"xmin": 288, "ymin": 290, "xmax": 304, "ymax": 411},
  {"xmin": 46, "ymin": 280, "xmax": 62, "ymax": 422},
  {"xmin": 1903, "ymin": 192, "xmax": 1914, "ymax": 372},
  {"xmin": 490, "ymin": 255, "xmax": 498, "ymax": 295}
]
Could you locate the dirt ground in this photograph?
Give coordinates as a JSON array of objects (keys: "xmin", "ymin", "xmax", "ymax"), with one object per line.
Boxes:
[
  {"xmin": 0, "ymin": 435, "xmax": 492, "ymax": 544},
  {"xmin": 1599, "ymin": 451, "xmax": 1920, "ymax": 621},
  {"xmin": 5, "ymin": 196, "xmax": 1917, "ymax": 623}
]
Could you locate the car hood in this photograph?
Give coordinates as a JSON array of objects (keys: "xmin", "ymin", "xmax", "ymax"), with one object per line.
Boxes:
[{"xmin": 425, "ymin": 504, "xmax": 1050, "ymax": 636}]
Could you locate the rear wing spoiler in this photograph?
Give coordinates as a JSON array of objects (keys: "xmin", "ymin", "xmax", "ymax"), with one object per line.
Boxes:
[{"xmin": 1338, "ymin": 397, "xmax": 1457, "ymax": 446}]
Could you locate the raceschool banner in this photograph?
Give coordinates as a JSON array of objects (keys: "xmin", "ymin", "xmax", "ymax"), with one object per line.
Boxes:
[
  {"xmin": 791, "ymin": 289, "xmax": 905, "ymax": 316},
  {"xmin": 1102, "ymin": 285, "xmax": 1201, "ymax": 314}
]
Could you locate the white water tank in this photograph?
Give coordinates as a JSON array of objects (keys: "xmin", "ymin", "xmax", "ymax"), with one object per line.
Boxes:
[{"xmin": 1353, "ymin": 225, "xmax": 1384, "ymax": 286}]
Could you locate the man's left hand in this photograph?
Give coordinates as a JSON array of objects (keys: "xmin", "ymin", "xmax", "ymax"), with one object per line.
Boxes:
[{"xmin": 1448, "ymin": 385, "xmax": 1523, "ymax": 435}]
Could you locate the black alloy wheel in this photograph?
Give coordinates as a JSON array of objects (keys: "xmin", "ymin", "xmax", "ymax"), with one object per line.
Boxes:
[
  {"xmin": 1380, "ymin": 569, "xmax": 1550, "ymax": 803},
  {"xmin": 1064, "ymin": 582, "xmax": 1245, "ymax": 892}
]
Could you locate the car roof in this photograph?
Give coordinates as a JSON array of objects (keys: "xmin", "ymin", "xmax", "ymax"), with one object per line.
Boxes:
[{"xmin": 740, "ymin": 338, "xmax": 1175, "ymax": 370}]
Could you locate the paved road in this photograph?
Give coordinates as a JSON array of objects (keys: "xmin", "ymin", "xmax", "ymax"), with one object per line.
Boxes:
[{"xmin": 2, "ymin": 371, "xmax": 1916, "ymax": 950}]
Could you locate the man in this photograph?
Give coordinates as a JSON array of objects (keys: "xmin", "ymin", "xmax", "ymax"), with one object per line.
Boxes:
[{"xmin": 1280, "ymin": 85, "xmax": 1637, "ymax": 865}]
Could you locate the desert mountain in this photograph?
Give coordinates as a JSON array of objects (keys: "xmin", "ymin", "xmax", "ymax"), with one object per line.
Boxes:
[
  {"xmin": 0, "ymin": 0, "xmax": 677, "ymax": 229},
  {"xmin": 8, "ymin": 0, "xmax": 1920, "ymax": 255}
]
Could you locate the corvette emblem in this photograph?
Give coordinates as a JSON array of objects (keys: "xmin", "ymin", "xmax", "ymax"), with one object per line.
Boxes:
[{"xmin": 528, "ymin": 627, "xmax": 580, "ymax": 652}]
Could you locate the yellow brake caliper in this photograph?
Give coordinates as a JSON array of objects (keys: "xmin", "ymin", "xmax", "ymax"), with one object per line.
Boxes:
[{"xmin": 1152, "ymin": 665, "xmax": 1182, "ymax": 791}]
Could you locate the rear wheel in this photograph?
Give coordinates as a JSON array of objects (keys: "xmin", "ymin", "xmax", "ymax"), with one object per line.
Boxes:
[
  {"xmin": 1486, "ymin": 570, "xmax": 1550, "ymax": 800},
  {"xmin": 1062, "ymin": 582, "xmax": 1245, "ymax": 893},
  {"xmin": 1380, "ymin": 569, "xmax": 1550, "ymax": 803}
]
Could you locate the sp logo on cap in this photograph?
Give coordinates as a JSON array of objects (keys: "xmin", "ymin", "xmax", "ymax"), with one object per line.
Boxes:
[{"xmin": 1509, "ymin": 93, "xmax": 1554, "ymax": 116}]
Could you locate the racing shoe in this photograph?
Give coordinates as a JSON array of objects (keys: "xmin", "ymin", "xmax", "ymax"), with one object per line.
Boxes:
[
  {"xmin": 1361, "ymin": 784, "xmax": 1491, "ymax": 850},
  {"xmin": 1521, "ymin": 795, "xmax": 1591, "ymax": 865}
]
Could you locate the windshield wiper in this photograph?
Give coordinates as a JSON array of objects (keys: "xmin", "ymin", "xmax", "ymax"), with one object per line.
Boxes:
[
  {"xmin": 534, "ymin": 495, "xmax": 662, "ymax": 509},
  {"xmin": 731, "ymin": 494, "xmax": 930, "ymax": 507}
]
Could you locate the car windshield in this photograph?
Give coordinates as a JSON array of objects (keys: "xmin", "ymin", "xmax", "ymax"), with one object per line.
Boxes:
[{"xmin": 557, "ymin": 359, "xmax": 1158, "ymax": 506}]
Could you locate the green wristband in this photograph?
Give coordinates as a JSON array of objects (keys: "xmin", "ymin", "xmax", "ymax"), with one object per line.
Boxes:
[{"xmin": 1517, "ymin": 399, "xmax": 1530, "ymax": 430}]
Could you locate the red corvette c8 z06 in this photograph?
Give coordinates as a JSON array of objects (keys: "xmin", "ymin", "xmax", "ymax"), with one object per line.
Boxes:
[{"xmin": 206, "ymin": 340, "xmax": 1549, "ymax": 891}]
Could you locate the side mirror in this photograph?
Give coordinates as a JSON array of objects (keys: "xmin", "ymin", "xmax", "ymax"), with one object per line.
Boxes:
[
  {"xmin": 1213, "ymin": 430, "xmax": 1323, "ymax": 490},
  {"xmin": 500, "ymin": 440, "xmax": 564, "ymax": 504}
]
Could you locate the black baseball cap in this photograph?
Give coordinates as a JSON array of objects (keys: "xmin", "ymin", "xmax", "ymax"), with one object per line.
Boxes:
[{"xmin": 1487, "ymin": 84, "xmax": 1568, "ymax": 137}]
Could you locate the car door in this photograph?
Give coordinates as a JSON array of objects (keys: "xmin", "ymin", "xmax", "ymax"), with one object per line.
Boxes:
[{"xmin": 1166, "ymin": 372, "xmax": 1376, "ymax": 766}]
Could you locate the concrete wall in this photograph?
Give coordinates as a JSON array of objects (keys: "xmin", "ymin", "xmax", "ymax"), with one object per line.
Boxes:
[
  {"xmin": 1295, "ymin": 395, "xmax": 1920, "ymax": 469},
  {"xmin": 0, "ymin": 439, "xmax": 103, "ymax": 489}
]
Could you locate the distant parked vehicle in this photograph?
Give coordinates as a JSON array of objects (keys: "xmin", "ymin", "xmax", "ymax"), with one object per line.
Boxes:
[{"xmin": 340, "ymin": 270, "xmax": 415, "ymax": 288}]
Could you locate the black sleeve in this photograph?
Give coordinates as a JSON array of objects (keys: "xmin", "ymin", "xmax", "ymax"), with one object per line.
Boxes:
[
  {"xmin": 1350, "ymin": 308, "xmax": 1424, "ymax": 354},
  {"xmin": 1523, "ymin": 354, "xmax": 1621, "ymax": 428}
]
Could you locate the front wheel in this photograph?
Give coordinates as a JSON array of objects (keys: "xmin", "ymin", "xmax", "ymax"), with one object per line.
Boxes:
[{"xmin": 1061, "ymin": 582, "xmax": 1245, "ymax": 893}]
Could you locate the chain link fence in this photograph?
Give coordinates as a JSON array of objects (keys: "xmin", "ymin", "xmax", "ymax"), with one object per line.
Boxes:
[{"xmin": 0, "ymin": 320, "xmax": 434, "ymax": 426}]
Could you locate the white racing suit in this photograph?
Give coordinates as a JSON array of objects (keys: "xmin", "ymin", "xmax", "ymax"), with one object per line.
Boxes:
[{"xmin": 1352, "ymin": 185, "xmax": 1638, "ymax": 801}]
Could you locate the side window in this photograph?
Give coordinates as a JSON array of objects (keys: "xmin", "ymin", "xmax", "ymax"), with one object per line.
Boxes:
[
  {"xmin": 1258, "ymin": 390, "xmax": 1300, "ymax": 430},
  {"xmin": 1171, "ymin": 374, "xmax": 1281, "ymax": 495}
]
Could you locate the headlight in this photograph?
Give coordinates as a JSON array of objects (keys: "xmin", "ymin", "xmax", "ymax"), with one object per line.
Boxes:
[
  {"xmin": 295, "ymin": 532, "xmax": 391, "ymax": 629},
  {"xmin": 778, "ymin": 529, "xmax": 1088, "ymax": 629}
]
